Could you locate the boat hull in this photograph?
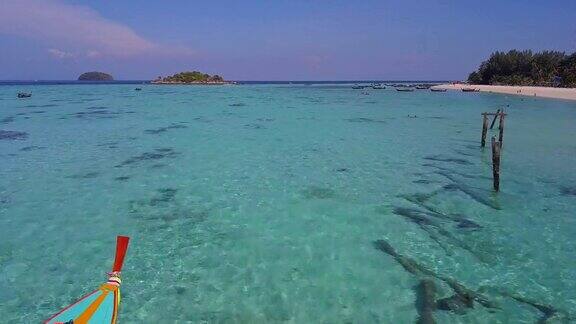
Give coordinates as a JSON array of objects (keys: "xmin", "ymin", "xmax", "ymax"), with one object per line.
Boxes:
[
  {"xmin": 45, "ymin": 284, "xmax": 120, "ymax": 324},
  {"xmin": 44, "ymin": 236, "xmax": 129, "ymax": 324}
]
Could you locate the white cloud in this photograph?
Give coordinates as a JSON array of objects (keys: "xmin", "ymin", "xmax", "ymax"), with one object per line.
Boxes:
[
  {"xmin": 86, "ymin": 50, "xmax": 102, "ymax": 59},
  {"xmin": 0, "ymin": 0, "xmax": 194, "ymax": 58},
  {"xmin": 48, "ymin": 48, "xmax": 76, "ymax": 59}
]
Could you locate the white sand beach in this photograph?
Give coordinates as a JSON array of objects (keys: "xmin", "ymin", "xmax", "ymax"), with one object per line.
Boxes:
[{"xmin": 434, "ymin": 84, "xmax": 576, "ymax": 101}]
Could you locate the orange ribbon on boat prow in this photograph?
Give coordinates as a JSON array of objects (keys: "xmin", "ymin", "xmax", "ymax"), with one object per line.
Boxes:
[{"xmin": 112, "ymin": 236, "xmax": 130, "ymax": 273}]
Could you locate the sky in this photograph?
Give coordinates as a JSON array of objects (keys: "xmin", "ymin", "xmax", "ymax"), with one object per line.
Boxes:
[{"xmin": 0, "ymin": 0, "xmax": 575, "ymax": 81}]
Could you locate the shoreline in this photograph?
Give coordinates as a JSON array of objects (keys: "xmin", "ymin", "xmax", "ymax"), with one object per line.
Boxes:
[{"xmin": 433, "ymin": 84, "xmax": 576, "ymax": 101}]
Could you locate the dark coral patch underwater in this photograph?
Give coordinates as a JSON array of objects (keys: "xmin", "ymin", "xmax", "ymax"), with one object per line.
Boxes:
[
  {"xmin": 0, "ymin": 130, "xmax": 28, "ymax": 140},
  {"xmin": 0, "ymin": 116, "xmax": 15, "ymax": 124},
  {"xmin": 20, "ymin": 146, "xmax": 45, "ymax": 152},
  {"xmin": 346, "ymin": 117, "xmax": 387, "ymax": 124},
  {"xmin": 300, "ymin": 186, "xmax": 336, "ymax": 199},
  {"xmin": 244, "ymin": 123, "xmax": 265, "ymax": 129},
  {"xmin": 67, "ymin": 172, "xmax": 100, "ymax": 179},
  {"xmin": 424, "ymin": 155, "xmax": 473, "ymax": 166},
  {"xmin": 116, "ymin": 148, "xmax": 180, "ymax": 167},
  {"xmin": 559, "ymin": 186, "xmax": 576, "ymax": 196},
  {"xmin": 144, "ymin": 123, "xmax": 188, "ymax": 135}
]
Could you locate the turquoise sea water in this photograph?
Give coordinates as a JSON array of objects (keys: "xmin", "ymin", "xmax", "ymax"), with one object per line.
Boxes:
[{"xmin": 1, "ymin": 83, "xmax": 575, "ymax": 323}]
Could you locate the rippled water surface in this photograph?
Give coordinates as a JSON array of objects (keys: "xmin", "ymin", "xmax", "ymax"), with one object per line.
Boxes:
[{"xmin": 1, "ymin": 84, "xmax": 575, "ymax": 323}]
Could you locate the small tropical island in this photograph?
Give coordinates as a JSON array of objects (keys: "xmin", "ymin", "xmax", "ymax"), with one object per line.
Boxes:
[
  {"xmin": 78, "ymin": 71, "xmax": 114, "ymax": 81},
  {"xmin": 152, "ymin": 71, "xmax": 232, "ymax": 85}
]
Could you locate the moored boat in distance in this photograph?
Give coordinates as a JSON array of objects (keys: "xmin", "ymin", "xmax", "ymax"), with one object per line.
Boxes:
[
  {"xmin": 462, "ymin": 88, "xmax": 480, "ymax": 92},
  {"xmin": 44, "ymin": 236, "xmax": 130, "ymax": 324},
  {"xmin": 372, "ymin": 84, "xmax": 386, "ymax": 89},
  {"xmin": 430, "ymin": 88, "xmax": 447, "ymax": 92},
  {"xmin": 396, "ymin": 87, "xmax": 415, "ymax": 92},
  {"xmin": 17, "ymin": 92, "xmax": 32, "ymax": 98}
]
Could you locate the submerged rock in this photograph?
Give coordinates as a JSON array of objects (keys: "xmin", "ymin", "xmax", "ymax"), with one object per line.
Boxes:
[
  {"xmin": 67, "ymin": 172, "xmax": 100, "ymax": 179},
  {"xmin": 244, "ymin": 123, "xmax": 265, "ymax": 129},
  {"xmin": 0, "ymin": 130, "xmax": 28, "ymax": 140},
  {"xmin": 415, "ymin": 279, "xmax": 437, "ymax": 324},
  {"xmin": 116, "ymin": 148, "xmax": 180, "ymax": 167},
  {"xmin": 300, "ymin": 186, "xmax": 336, "ymax": 199},
  {"xmin": 413, "ymin": 179, "xmax": 438, "ymax": 184},
  {"xmin": 560, "ymin": 186, "xmax": 576, "ymax": 196},
  {"xmin": 456, "ymin": 219, "xmax": 482, "ymax": 230},
  {"xmin": 19, "ymin": 145, "xmax": 45, "ymax": 152},
  {"xmin": 424, "ymin": 155, "xmax": 473, "ymax": 166},
  {"xmin": 393, "ymin": 207, "xmax": 436, "ymax": 226},
  {"xmin": 174, "ymin": 286, "xmax": 186, "ymax": 295},
  {"xmin": 437, "ymin": 294, "xmax": 473, "ymax": 315},
  {"xmin": 373, "ymin": 238, "xmax": 500, "ymax": 313},
  {"xmin": 144, "ymin": 123, "xmax": 187, "ymax": 135},
  {"xmin": 346, "ymin": 117, "xmax": 387, "ymax": 123},
  {"xmin": 149, "ymin": 188, "xmax": 178, "ymax": 206},
  {"xmin": 0, "ymin": 116, "xmax": 15, "ymax": 124}
]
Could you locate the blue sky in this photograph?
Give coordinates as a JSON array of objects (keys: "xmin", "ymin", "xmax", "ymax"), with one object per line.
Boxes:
[{"xmin": 1, "ymin": 0, "xmax": 575, "ymax": 80}]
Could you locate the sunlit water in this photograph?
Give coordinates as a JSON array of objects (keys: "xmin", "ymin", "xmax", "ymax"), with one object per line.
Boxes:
[{"xmin": 1, "ymin": 83, "xmax": 575, "ymax": 323}]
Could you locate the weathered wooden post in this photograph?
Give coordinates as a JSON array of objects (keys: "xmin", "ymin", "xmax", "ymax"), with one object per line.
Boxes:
[
  {"xmin": 489, "ymin": 109, "xmax": 501, "ymax": 129},
  {"xmin": 481, "ymin": 113, "xmax": 488, "ymax": 147},
  {"xmin": 491, "ymin": 136, "xmax": 501, "ymax": 192},
  {"xmin": 498, "ymin": 112, "xmax": 505, "ymax": 147}
]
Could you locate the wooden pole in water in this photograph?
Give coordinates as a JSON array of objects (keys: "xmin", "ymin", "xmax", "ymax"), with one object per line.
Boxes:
[
  {"xmin": 489, "ymin": 109, "xmax": 501, "ymax": 129},
  {"xmin": 481, "ymin": 113, "xmax": 488, "ymax": 147},
  {"xmin": 498, "ymin": 112, "xmax": 505, "ymax": 147},
  {"xmin": 491, "ymin": 136, "xmax": 501, "ymax": 192}
]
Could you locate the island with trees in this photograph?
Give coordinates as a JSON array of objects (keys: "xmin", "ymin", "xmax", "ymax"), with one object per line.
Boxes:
[
  {"xmin": 152, "ymin": 71, "xmax": 232, "ymax": 85},
  {"xmin": 468, "ymin": 50, "xmax": 576, "ymax": 87},
  {"xmin": 78, "ymin": 71, "xmax": 114, "ymax": 81}
]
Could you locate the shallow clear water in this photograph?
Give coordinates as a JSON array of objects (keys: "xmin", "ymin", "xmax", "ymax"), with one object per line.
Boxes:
[{"xmin": 1, "ymin": 84, "xmax": 575, "ymax": 323}]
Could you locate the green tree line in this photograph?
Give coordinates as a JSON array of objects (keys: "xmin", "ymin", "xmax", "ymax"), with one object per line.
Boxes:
[
  {"xmin": 158, "ymin": 71, "xmax": 225, "ymax": 83},
  {"xmin": 468, "ymin": 50, "xmax": 576, "ymax": 87}
]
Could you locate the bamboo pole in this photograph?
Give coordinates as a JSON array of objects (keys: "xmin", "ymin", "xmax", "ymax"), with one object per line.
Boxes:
[
  {"xmin": 491, "ymin": 136, "xmax": 501, "ymax": 192},
  {"xmin": 481, "ymin": 113, "xmax": 488, "ymax": 147},
  {"xmin": 489, "ymin": 109, "xmax": 501, "ymax": 129},
  {"xmin": 498, "ymin": 112, "xmax": 505, "ymax": 147}
]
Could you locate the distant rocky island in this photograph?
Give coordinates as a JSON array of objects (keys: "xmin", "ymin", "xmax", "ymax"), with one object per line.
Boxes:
[
  {"xmin": 152, "ymin": 71, "xmax": 232, "ymax": 85},
  {"xmin": 78, "ymin": 71, "xmax": 114, "ymax": 81}
]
